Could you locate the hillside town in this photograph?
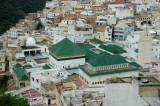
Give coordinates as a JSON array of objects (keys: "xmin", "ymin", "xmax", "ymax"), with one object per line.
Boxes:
[{"xmin": 0, "ymin": 0, "xmax": 160, "ymax": 106}]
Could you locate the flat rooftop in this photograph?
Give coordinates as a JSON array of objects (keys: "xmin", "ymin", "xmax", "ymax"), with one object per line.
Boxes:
[{"xmin": 105, "ymin": 76, "xmax": 160, "ymax": 86}]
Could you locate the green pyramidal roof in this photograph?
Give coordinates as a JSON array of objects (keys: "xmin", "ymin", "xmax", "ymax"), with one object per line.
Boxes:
[
  {"xmin": 14, "ymin": 68, "xmax": 29, "ymax": 81},
  {"xmin": 88, "ymin": 55, "xmax": 128, "ymax": 67},
  {"xmin": 14, "ymin": 63, "xmax": 23, "ymax": 69},
  {"xmin": 49, "ymin": 38, "xmax": 86, "ymax": 57},
  {"xmin": 43, "ymin": 64, "xmax": 51, "ymax": 70}
]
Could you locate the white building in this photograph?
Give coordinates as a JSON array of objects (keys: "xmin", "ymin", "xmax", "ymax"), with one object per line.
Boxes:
[
  {"xmin": 116, "ymin": 8, "xmax": 134, "ymax": 19},
  {"xmin": 96, "ymin": 12, "xmax": 114, "ymax": 20},
  {"xmin": 80, "ymin": 1, "xmax": 92, "ymax": 10},
  {"xmin": 9, "ymin": 28, "xmax": 18, "ymax": 38},
  {"xmin": 136, "ymin": 4, "xmax": 150, "ymax": 14},
  {"xmin": 30, "ymin": 68, "xmax": 68, "ymax": 91},
  {"xmin": 79, "ymin": 55, "xmax": 140, "ymax": 87},
  {"xmin": 108, "ymin": 4, "xmax": 125, "ymax": 12},
  {"xmin": 103, "ymin": 78, "xmax": 149, "ymax": 106},
  {"xmin": 105, "ymin": 26, "xmax": 113, "ymax": 42},
  {"xmin": 152, "ymin": 39, "xmax": 160, "ymax": 62},
  {"xmin": 124, "ymin": 31, "xmax": 143, "ymax": 60},
  {"xmin": 68, "ymin": 23, "xmax": 93, "ymax": 42},
  {"xmin": 49, "ymin": 38, "xmax": 86, "ymax": 68}
]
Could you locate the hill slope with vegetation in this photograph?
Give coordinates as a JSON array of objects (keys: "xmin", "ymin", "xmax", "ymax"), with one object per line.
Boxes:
[{"xmin": 0, "ymin": 0, "xmax": 51, "ymax": 35}]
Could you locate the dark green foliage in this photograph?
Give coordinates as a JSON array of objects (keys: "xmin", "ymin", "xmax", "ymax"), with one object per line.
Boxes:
[
  {"xmin": 0, "ymin": 0, "xmax": 51, "ymax": 35},
  {"xmin": 0, "ymin": 75, "xmax": 9, "ymax": 94},
  {"xmin": 0, "ymin": 94, "xmax": 28, "ymax": 106}
]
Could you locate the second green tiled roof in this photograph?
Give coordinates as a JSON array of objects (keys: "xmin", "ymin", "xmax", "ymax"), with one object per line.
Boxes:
[
  {"xmin": 88, "ymin": 55, "xmax": 128, "ymax": 67},
  {"xmin": 49, "ymin": 38, "xmax": 86, "ymax": 57},
  {"xmin": 90, "ymin": 38, "xmax": 103, "ymax": 44},
  {"xmin": 100, "ymin": 44, "xmax": 126, "ymax": 54},
  {"xmin": 43, "ymin": 64, "xmax": 51, "ymax": 70}
]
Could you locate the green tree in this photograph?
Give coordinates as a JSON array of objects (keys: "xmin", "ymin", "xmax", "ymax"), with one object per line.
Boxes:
[
  {"xmin": 0, "ymin": 94, "xmax": 28, "ymax": 106},
  {"xmin": 0, "ymin": 0, "xmax": 52, "ymax": 35},
  {"xmin": 0, "ymin": 75, "xmax": 9, "ymax": 94}
]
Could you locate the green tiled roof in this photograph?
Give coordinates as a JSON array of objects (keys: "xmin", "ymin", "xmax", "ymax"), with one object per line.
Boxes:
[
  {"xmin": 49, "ymin": 38, "xmax": 86, "ymax": 57},
  {"xmin": 88, "ymin": 55, "xmax": 128, "ymax": 67},
  {"xmin": 77, "ymin": 44, "xmax": 111, "ymax": 62},
  {"xmin": 79, "ymin": 65, "xmax": 139, "ymax": 76},
  {"xmin": 99, "ymin": 51, "xmax": 110, "ymax": 55},
  {"xmin": 43, "ymin": 64, "xmax": 51, "ymax": 70},
  {"xmin": 77, "ymin": 44, "xmax": 95, "ymax": 49},
  {"xmin": 14, "ymin": 63, "xmax": 23, "ymax": 69},
  {"xmin": 99, "ymin": 44, "xmax": 126, "ymax": 54},
  {"xmin": 23, "ymin": 65, "xmax": 32, "ymax": 69},
  {"xmin": 130, "ymin": 62, "xmax": 141, "ymax": 68},
  {"xmin": 90, "ymin": 38, "xmax": 103, "ymax": 44},
  {"xmin": 14, "ymin": 68, "xmax": 29, "ymax": 81},
  {"xmin": 65, "ymin": 67, "xmax": 79, "ymax": 70},
  {"xmin": 80, "ymin": 47, "xmax": 98, "ymax": 62},
  {"xmin": 141, "ymin": 70, "xmax": 150, "ymax": 73}
]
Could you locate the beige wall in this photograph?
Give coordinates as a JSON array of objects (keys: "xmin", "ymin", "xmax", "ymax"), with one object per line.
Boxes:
[
  {"xmin": 92, "ymin": 32, "xmax": 106, "ymax": 42},
  {"xmin": 138, "ymin": 35, "xmax": 152, "ymax": 64}
]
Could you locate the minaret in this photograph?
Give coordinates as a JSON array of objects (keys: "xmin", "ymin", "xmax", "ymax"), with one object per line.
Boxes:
[{"xmin": 138, "ymin": 27, "xmax": 152, "ymax": 65}]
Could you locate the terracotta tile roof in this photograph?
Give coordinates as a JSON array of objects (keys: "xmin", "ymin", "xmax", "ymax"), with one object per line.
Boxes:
[
  {"xmin": 123, "ymin": 3, "xmax": 137, "ymax": 7},
  {"xmin": 44, "ymin": 82, "xmax": 64, "ymax": 91},
  {"xmin": 19, "ymin": 88, "xmax": 42, "ymax": 98},
  {"xmin": 8, "ymin": 47, "xmax": 17, "ymax": 50}
]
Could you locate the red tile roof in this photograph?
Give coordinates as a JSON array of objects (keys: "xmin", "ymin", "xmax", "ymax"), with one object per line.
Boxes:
[
  {"xmin": 123, "ymin": 3, "xmax": 137, "ymax": 7},
  {"xmin": 8, "ymin": 47, "xmax": 17, "ymax": 50},
  {"xmin": 19, "ymin": 88, "xmax": 42, "ymax": 98},
  {"xmin": 44, "ymin": 82, "xmax": 64, "ymax": 91}
]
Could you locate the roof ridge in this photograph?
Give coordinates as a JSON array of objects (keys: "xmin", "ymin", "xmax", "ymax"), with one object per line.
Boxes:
[{"xmin": 56, "ymin": 38, "xmax": 67, "ymax": 56}]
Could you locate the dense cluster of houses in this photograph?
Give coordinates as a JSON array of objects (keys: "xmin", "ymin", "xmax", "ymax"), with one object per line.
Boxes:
[{"xmin": 1, "ymin": 0, "xmax": 160, "ymax": 106}]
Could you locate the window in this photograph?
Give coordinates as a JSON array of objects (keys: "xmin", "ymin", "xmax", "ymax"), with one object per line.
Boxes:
[
  {"xmin": 0, "ymin": 68, "xmax": 2, "ymax": 70},
  {"xmin": 36, "ymin": 79, "xmax": 39, "ymax": 83},
  {"xmin": 32, "ymin": 77, "xmax": 34, "ymax": 81},
  {"xmin": 0, "ymin": 64, "xmax": 2, "ymax": 66}
]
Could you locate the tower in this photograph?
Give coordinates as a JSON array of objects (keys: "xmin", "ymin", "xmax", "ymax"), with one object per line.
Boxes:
[{"xmin": 138, "ymin": 28, "xmax": 152, "ymax": 65}]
